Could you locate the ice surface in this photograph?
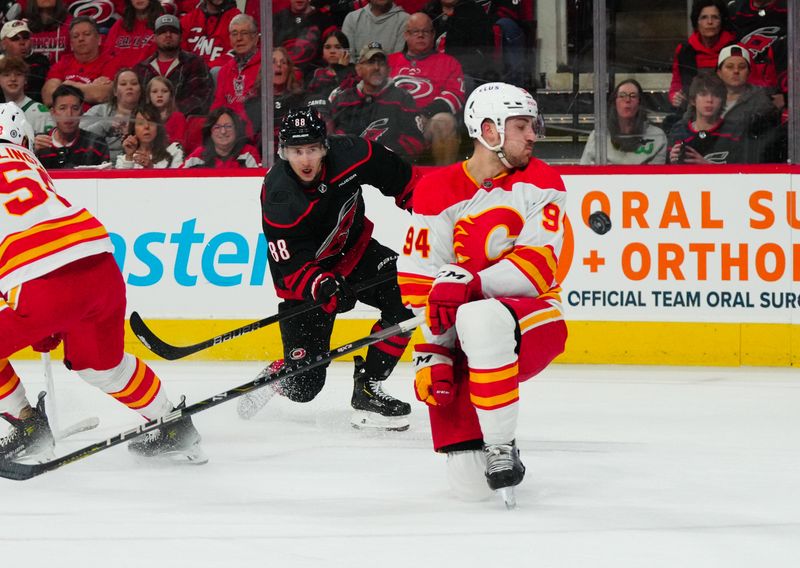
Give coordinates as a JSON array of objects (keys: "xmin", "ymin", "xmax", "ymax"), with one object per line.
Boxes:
[{"xmin": 2, "ymin": 360, "xmax": 799, "ymax": 567}]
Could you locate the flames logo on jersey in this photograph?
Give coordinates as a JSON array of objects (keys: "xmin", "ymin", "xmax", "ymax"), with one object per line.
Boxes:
[{"xmin": 454, "ymin": 207, "xmax": 524, "ymax": 272}]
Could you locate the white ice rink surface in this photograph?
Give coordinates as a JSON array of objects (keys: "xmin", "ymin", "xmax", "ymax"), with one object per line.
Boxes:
[{"xmin": 2, "ymin": 360, "xmax": 799, "ymax": 568}]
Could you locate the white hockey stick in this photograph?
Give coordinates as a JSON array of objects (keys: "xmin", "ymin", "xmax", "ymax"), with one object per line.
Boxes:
[{"xmin": 42, "ymin": 352, "xmax": 100, "ymax": 440}]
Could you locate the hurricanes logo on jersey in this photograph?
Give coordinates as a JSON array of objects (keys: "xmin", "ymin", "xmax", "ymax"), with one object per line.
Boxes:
[
  {"xmin": 741, "ymin": 26, "xmax": 781, "ymax": 56},
  {"xmin": 454, "ymin": 207, "xmax": 524, "ymax": 272},
  {"xmin": 361, "ymin": 118, "xmax": 389, "ymax": 143},
  {"xmin": 69, "ymin": 0, "xmax": 119, "ymax": 26},
  {"xmin": 284, "ymin": 32, "xmax": 321, "ymax": 66},
  {"xmin": 393, "ymin": 76, "xmax": 434, "ymax": 102}
]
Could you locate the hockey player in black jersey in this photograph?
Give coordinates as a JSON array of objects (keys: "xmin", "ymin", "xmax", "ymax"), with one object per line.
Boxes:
[{"xmin": 237, "ymin": 107, "xmax": 420, "ymax": 431}]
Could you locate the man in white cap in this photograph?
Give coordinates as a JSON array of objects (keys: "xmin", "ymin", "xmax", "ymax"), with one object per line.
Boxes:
[
  {"xmin": 0, "ymin": 19, "xmax": 50, "ymax": 103},
  {"xmin": 716, "ymin": 43, "xmax": 778, "ymax": 163}
]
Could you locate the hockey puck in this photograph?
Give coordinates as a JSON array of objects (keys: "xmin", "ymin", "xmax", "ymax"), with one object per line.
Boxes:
[{"xmin": 588, "ymin": 211, "xmax": 612, "ymax": 235}]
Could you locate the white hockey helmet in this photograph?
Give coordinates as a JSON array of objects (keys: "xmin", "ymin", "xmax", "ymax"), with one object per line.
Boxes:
[
  {"xmin": 464, "ymin": 82, "xmax": 542, "ymax": 153},
  {"xmin": 0, "ymin": 102, "xmax": 35, "ymax": 151}
]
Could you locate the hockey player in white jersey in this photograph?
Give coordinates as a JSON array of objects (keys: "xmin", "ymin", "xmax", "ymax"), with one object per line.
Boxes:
[
  {"xmin": 0, "ymin": 102, "xmax": 206, "ymax": 465},
  {"xmin": 398, "ymin": 83, "xmax": 568, "ymax": 506}
]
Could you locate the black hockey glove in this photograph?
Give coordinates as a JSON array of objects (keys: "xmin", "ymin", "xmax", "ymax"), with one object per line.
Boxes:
[{"xmin": 313, "ymin": 274, "xmax": 357, "ymax": 314}]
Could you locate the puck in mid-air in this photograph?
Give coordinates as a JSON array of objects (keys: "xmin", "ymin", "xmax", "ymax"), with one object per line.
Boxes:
[{"xmin": 588, "ymin": 211, "xmax": 612, "ymax": 235}]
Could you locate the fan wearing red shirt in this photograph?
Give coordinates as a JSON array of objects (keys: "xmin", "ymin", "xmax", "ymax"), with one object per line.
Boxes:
[
  {"xmin": 104, "ymin": 0, "xmax": 163, "ymax": 69},
  {"xmin": 23, "ymin": 0, "xmax": 73, "ymax": 64},
  {"xmin": 42, "ymin": 16, "xmax": 117, "ymax": 107},
  {"xmin": 64, "ymin": 0, "xmax": 126, "ymax": 33},
  {"xmin": 180, "ymin": 0, "xmax": 240, "ymax": 70},
  {"xmin": 210, "ymin": 13, "xmax": 260, "ymax": 137},
  {"xmin": 388, "ymin": 12, "xmax": 464, "ymax": 164}
]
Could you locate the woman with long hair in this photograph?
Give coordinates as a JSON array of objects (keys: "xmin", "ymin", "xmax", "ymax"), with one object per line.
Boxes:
[
  {"xmin": 668, "ymin": 0, "xmax": 735, "ymax": 110},
  {"xmin": 116, "ymin": 103, "xmax": 184, "ymax": 168},
  {"xmin": 105, "ymin": 0, "xmax": 164, "ymax": 69},
  {"xmin": 245, "ymin": 47, "xmax": 306, "ymax": 154},
  {"xmin": 23, "ymin": 0, "xmax": 73, "ymax": 63},
  {"xmin": 307, "ymin": 30, "xmax": 357, "ymax": 99},
  {"xmin": 271, "ymin": 47, "xmax": 305, "ymax": 141},
  {"xmin": 146, "ymin": 75, "xmax": 186, "ymax": 147},
  {"xmin": 272, "ymin": 45, "xmax": 304, "ymax": 99},
  {"xmin": 83, "ymin": 67, "xmax": 144, "ymax": 162},
  {"xmin": 580, "ymin": 79, "xmax": 667, "ymax": 165},
  {"xmin": 181, "ymin": 106, "xmax": 261, "ymax": 168}
]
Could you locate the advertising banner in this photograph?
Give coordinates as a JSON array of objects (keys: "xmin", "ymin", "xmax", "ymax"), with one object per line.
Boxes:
[
  {"xmin": 55, "ymin": 171, "xmax": 800, "ymax": 324},
  {"xmin": 563, "ymin": 172, "xmax": 799, "ymax": 324}
]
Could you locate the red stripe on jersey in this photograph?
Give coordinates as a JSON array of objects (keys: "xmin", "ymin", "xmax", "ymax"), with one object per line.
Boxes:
[
  {"xmin": 503, "ymin": 245, "xmax": 557, "ymax": 295},
  {"xmin": 0, "ymin": 210, "xmax": 108, "ymax": 281},
  {"xmin": 1, "ymin": 222, "xmax": 107, "ymax": 266},
  {"xmin": 413, "ymin": 159, "xmax": 566, "ymax": 216},
  {"xmin": 0, "ymin": 208, "xmax": 89, "ymax": 256},
  {"xmin": 398, "ymin": 272, "xmax": 433, "ymax": 308},
  {"xmin": 263, "ymin": 199, "xmax": 317, "ymax": 229},
  {"xmin": 0, "ymin": 228, "xmax": 109, "ymax": 281}
]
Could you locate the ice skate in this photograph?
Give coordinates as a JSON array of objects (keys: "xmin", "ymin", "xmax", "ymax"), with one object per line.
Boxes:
[
  {"xmin": 350, "ymin": 356, "xmax": 410, "ymax": 431},
  {"xmin": 237, "ymin": 360, "xmax": 285, "ymax": 420},
  {"xmin": 128, "ymin": 396, "xmax": 207, "ymax": 464},
  {"xmin": 484, "ymin": 440, "xmax": 525, "ymax": 509},
  {"xmin": 0, "ymin": 392, "xmax": 55, "ymax": 464}
]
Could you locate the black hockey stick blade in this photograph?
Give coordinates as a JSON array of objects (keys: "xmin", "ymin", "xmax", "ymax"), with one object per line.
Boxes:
[
  {"xmin": 130, "ymin": 272, "xmax": 396, "ymax": 360},
  {"xmin": 0, "ymin": 314, "xmax": 424, "ymax": 481}
]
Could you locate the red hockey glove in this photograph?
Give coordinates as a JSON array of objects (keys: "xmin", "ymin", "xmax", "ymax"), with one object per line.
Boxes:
[
  {"xmin": 413, "ymin": 343, "xmax": 455, "ymax": 407},
  {"xmin": 312, "ymin": 273, "xmax": 356, "ymax": 314},
  {"xmin": 426, "ymin": 264, "xmax": 482, "ymax": 335},
  {"xmin": 31, "ymin": 333, "xmax": 62, "ymax": 353}
]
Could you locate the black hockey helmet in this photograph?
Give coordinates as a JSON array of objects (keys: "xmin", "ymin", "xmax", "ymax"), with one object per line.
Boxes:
[{"xmin": 279, "ymin": 107, "xmax": 327, "ymax": 147}]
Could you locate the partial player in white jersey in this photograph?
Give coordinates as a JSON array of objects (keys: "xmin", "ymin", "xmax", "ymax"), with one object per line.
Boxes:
[
  {"xmin": 0, "ymin": 102, "xmax": 206, "ymax": 466},
  {"xmin": 398, "ymin": 83, "xmax": 568, "ymax": 506}
]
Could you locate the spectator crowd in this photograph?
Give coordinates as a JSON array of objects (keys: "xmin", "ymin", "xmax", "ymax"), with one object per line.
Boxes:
[
  {"xmin": 584, "ymin": 0, "xmax": 788, "ymax": 166},
  {"xmin": 0, "ymin": 0, "xmax": 789, "ymax": 168}
]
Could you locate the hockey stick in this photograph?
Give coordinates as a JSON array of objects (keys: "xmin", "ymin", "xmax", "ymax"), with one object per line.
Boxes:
[
  {"xmin": 0, "ymin": 314, "xmax": 424, "ymax": 481},
  {"xmin": 41, "ymin": 352, "xmax": 59, "ymax": 435},
  {"xmin": 42, "ymin": 352, "xmax": 100, "ymax": 441},
  {"xmin": 130, "ymin": 272, "xmax": 396, "ymax": 360}
]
